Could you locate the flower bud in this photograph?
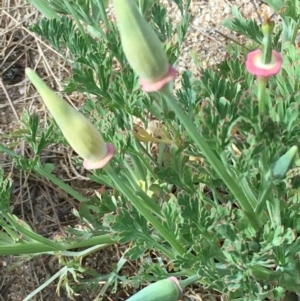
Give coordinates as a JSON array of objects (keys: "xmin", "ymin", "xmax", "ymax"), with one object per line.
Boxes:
[
  {"xmin": 261, "ymin": 19, "xmax": 274, "ymax": 36},
  {"xmin": 127, "ymin": 277, "xmax": 183, "ymax": 301},
  {"xmin": 25, "ymin": 68, "xmax": 114, "ymax": 170},
  {"xmin": 113, "ymin": 0, "xmax": 176, "ymax": 92},
  {"xmin": 271, "ymin": 146, "xmax": 298, "ymax": 180}
]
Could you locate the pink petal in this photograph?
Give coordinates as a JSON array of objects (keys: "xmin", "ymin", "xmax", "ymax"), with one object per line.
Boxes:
[
  {"xmin": 246, "ymin": 49, "xmax": 283, "ymax": 77},
  {"xmin": 83, "ymin": 143, "xmax": 115, "ymax": 170},
  {"xmin": 140, "ymin": 65, "xmax": 177, "ymax": 92}
]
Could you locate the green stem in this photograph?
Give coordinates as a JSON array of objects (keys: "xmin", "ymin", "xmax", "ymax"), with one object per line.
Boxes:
[
  {"xmin": 160, "ymin": 87, "xmax": 261, "ymax": 231},
  {"xmin": 0, "ymin": 144, "xmax": 87, "ymax": 203},
  {"xmin": 128, "ymin": 145, "xmax": 158, "ymax": 176},
  {"xmin": 261, "ymin": 34, "xmax": 272, "ymax": 64},
  {"xmin": 27, "ymin": 0, "xmax": 59, "ymax": 18},
  {"xmin": 98, "ymin": 0, "xmax": 110, "ymax": 30},
  {"xmin": 117, "ymin": 160, "xmax": 163, "ymax": 218},
  {"xmin": 131, "ymin": 152, "xmax": 147, "ymax": 181},
  {"xmin": 266, "ymin": 197, "xmax": 281, "ymax": 228},
  {"xmin": 23, "ymin": 267, "xmax": 68, "ymax": 301},
  {"xmin": 0, "ymin": 234, "xmax": 114, "ymax": 255},
  {"xmin": 261, "ymin": 20, "xmax": 273, "ymax": 64},
  {"xmin": 69, "ymin": 233, "xmax": 113, "ymax": 248},
  {"xmin": 255, "ymin": 180, "xmax": 273, "ymax": 216},
  {"xmin": 257, "ymin": 76, "xmax": 268, "ymax": 115},
  {"xmin": 34, "ymin": 162, "xmax": 88, "ymax": 202},
  {"xmin": 2, "ymin": 212, "xmax": 65, "ymax": 250},
  {"xmin": 104, "ymin": 164, "xmax": 186, "ymax": 255},
  {"xmin": 157, "ymin": 143, "xmax": 167, "ymax": 165},
  {"xmin": 63, "ymin": 0, "xmax": 91, "ymax": 49},
  {"xmin": 122, "ymin": 159, "xmax": 140, "ymax": 183},
  {"xmin": 179, "ymin": 275, "xmax": 200, "ymax": 288},
  {"xmin": 1, "ymin": 221, "xmax": 19, "ymax": 240},
  {"xmin": 290, "ymin": 20, "xmax": 300, "ymax": 46},
  {"xmin": 87, "ymin": 24, "xmax": 105, "ymax": 39},
  {"xmin": 0, "ymin": 143, "xmax": 20, "ymax": 159}
]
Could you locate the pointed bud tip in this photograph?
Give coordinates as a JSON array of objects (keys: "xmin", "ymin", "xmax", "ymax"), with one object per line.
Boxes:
[
  {"xmin": 83, "ymin": 143, "xmax": 115, "ymax": 170},
  {"xmin": 140, "ymin": 65, "xmax": 177, "ymax": 92},
  {"xmin": 26, "ymin": 68, "xmax": 44, "ymax": 88},
  {"xmin": 168, "ymin": 277, "xmax": 183, "ymax": 297},
  {"xmin": 261, "ymin": 16, "xmax": 274, "ymax": 35}
]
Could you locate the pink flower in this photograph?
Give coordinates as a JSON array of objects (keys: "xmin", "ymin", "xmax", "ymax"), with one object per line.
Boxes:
[{"xmin": 246, "ymin": 49, "xmax": 283, "ymax": 77}]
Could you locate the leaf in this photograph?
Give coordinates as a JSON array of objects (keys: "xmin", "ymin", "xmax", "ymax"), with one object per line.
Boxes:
[
  {"xmin": 0, "ymin": 231, "xmax": 14, "ymax": 245},
  {"xmin": 265, "ymin": 0, "xmax": 285, "ymax": 11},
  {"xmin": 28, "ymin": 0, "xmax": 59, "ymax": 18},
  {"xmin": 221, "ymin": 6, "xmax": 263, "ymax": 44},
  {"xmin": 107, "ymin": 206, "xmax": 154, "ymax": 256},
  {"xmin": 0, "ymin": 169, "xmax": 12, "ymax": 211},
  {"xmin": 266, "ymin": 0, "xmax": 300, "ymax": 20},
  {"xmin": 161, "ymin": 196, "xmax": 182, "ymax": 238}
]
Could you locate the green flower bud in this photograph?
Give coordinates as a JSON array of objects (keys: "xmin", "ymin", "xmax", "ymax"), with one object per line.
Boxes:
[
  {"xmin": 113, "ymin": 0, "xmax": 176, "ymax": 92},
  {"xmin": 271, "ymin": 146, "xmax": 298, "ymax": 180},
  {"xmin": 25, "ymin": 68, "xmax": 114, "ymax": 170},
  {"xmin": 127, "ymin": 277, "xmax": 183, "ymax": 301},
  {"xmin": 260, "ymin": 14, "xmax": 275, "ymax": 65},
  {"xmin": 261, "ymin": 18, "xmax": 274, "ymax": 36}
]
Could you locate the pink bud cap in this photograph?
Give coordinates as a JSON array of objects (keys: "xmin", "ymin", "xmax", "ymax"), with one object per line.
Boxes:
[
  {"xmin": 83, "ymin": 143, "xmax": 115, "ymax": 170},
  {"xmin": 168, "ymin": 277, "xmax": 183, "ymax": 298},
  {"xmin": 246, "ymin": 49, "xmax": 283, "ymax": 77},
  {"xmin": 140, "ymin": 65, "xmax": 177, "ymax": 92}
]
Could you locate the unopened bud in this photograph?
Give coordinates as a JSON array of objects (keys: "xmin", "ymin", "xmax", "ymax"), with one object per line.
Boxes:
[
  {"xmin": 261, "ymin": 15, "xmax": 274, "ymax": 36},
  {"xmin": 25, "ymin": 68, "xmax": 114, "ymax": 170},
  {"xmin": 271, "ymin": 146, "xmax": 298, "ymax": 180},
  {"xmin": 113, "ymin": 0, "xmax": 176, "ymax": 92},
  {"xmin": 127, "ymin": 277, "xmax": 183, "ymax": 301}
]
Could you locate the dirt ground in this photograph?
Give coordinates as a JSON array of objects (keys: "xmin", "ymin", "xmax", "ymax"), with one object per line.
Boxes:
[{"xmin": 0, "ymin": 0, "xmax": 264, "ymax": 300}]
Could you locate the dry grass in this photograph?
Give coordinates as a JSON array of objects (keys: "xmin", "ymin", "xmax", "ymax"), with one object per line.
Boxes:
[{"xmin": 0, "ymin": 1, "xmax": 95, "ymax": 300}]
